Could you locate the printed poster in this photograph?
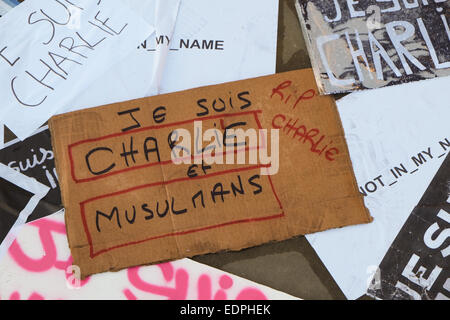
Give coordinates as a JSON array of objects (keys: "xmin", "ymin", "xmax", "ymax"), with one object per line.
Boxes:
[{"xmin": 296, "ymin": 0, "xmax": 450, "ymax": 94}]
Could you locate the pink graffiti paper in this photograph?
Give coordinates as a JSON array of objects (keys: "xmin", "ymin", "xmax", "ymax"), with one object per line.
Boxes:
[{"xmin": 0, "ymin": 211, "xmax": 296, "ymax": 300}]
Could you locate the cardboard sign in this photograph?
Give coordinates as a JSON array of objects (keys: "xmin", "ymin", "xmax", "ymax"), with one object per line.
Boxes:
[
  {"xmin": 368, "ymin": 153, "xmax": 449, "ymax": 300},
  {"xmin": 49, "ymin": 69, "xmax": 372, "ymax": 278},
  {"xmin": 0, "ymin": 127, "xmax": 62, "ymax": 222},
  {"xmin": 295, "ymin": 0, "xmax": 450, "ymax": 94},
  {"xmin": 0, "ymin": 0, "xmax": 154, "ymax": 140}
]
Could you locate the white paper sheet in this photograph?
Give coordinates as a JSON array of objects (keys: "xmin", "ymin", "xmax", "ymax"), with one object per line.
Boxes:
[
  {"xmin": 0, "ymin": 0, "xmax": 15, "ymax": 149},
  {"xmin": 0, "ymin": 0, "xmax": 154, "ymax": 140},
  {"xmin": 306, "ymin": 76, "xmax": 450, "ymax": 300},
  {"xmin": 158, "ymin": 0, "xmax": 279, "ymax": 94},
  {"xmin": 63, "ymin": 0, "xmax": 278, "ymax": 113}
]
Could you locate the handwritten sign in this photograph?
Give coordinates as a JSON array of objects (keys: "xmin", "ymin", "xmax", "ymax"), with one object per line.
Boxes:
[
  {"xmin": 0, "ymin": 0, "xmax": 154, "ymax": 140},
  {"xmin": 296, "ymin": 0, "xmax": 450, "ymax": 94},
  {"xmin": 0, "ymin": 122, "xmax": 3, "ymax": 149},
  {"xmin": 0, "ymin": 127, "xmax": 62, "ymax": 222},
  {"xmin": 49, "ymin": 69, "xmax": 372, "ymax": 278}
]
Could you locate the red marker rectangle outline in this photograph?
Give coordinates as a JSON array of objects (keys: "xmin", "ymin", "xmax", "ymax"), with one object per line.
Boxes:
[
  {"xmin": 68, "ymin": 110, "xmax": 263, "ymax": 184},
  {"xmin": 80, "ymin": 163, "xmax": 284, "ymax": 258}
]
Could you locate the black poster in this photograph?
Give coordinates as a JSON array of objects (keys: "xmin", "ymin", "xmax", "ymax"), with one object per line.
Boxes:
[
  {"xmin": 296, "ymin": 0, "xmax": 450, "ymax": 94},
  {"xmin": 0, "ymin": 128, "xmax": 62, "ymax": 222},
  {"xmin": 368, "ymin": 153, "xmax": 450, "ymax": 300},
  {"xmin": 0, "ymin": 177, "xmax": 33, "ymax": 242}
]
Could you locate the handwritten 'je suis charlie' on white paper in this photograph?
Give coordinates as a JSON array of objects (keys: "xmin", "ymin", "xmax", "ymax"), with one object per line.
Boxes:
[{"xmin": 0, "ymin": 0, "xmax": 154, "ymax": 141}]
